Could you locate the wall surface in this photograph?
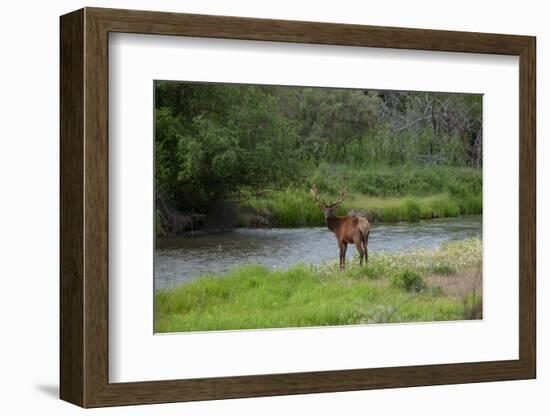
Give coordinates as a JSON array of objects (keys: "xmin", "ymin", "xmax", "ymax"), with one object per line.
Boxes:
[{"xmin": 0, "ymin": 0, "xmax": 546, "ymax": 414}]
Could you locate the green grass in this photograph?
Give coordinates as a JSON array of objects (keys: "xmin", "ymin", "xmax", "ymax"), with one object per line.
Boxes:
[
  {"xmin": 244, "ymin": 191, "xmax": 475, "ymax": 226},
  {"xmin": 311, "ymin": 163, "xmax": 481, "ymax": 198},
  {"xmin": 155, "ymin": 238, "xmax": 481, "ymax": 333},
  {"xmin": 240, "ymin": 163, "xmax": 481, "ymax": 226}
]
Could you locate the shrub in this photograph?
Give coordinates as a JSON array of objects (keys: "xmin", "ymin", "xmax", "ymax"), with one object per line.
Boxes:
[
  {"xmin": 392, "ymin": 269, "xmax": 426, "ymax": 292},
  {"xmin": 364, "ymin": 262, "xmax": 385, "ymax": 279}
]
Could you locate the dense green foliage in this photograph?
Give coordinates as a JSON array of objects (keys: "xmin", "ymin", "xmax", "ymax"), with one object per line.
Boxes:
[
  {"xmin": 155, "ymin": 82, "xmax": 482, "ymax": 234},
  {"xmin": 155, "ymin": 239, "xmax": 482, "ymax": 332},
  {"xmin": 155, "ymin": 83, "xmax": 302, "ymax": 231}
]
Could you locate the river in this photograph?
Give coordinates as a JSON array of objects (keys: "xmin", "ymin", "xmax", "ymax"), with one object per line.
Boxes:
[{"xmin": 155, "ymin": 215, "xmax": 481, "ymax": 289}]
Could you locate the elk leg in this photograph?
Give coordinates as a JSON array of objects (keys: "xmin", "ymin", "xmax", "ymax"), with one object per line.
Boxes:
[
  {"xmin": 338, "ymin": 242, "xmax": 347, "ymax": 270},
  {"xmin": 355, "ymin": 241, "xmax": 365, "ymax": 266},
  {"xmin": 362, "ymin": 231, "xmax": 369, "ymax": 264},
  {"xmin": 342, "ymin": 243, "xmax": 348, "ymax": 269},
  {"xmin": 338, "ymin": 242, "xmax": 343, "ymax": 270}
]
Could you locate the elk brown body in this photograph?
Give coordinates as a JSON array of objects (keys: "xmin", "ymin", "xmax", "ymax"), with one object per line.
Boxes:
[{"xmin": 310, "ymin": 185, "xmax": 370, "ymax": 270}]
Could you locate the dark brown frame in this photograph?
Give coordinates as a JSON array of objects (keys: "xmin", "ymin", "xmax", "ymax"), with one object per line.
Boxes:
[{"xmin": 60, "ymin": 7, "xmax": 536, "ymax": 408}]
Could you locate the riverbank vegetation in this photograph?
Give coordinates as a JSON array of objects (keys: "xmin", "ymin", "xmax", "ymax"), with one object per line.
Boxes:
[
  {"xmin": 155, "ymin": 82, "xmax": 482, "ymax": 235},
  {"xmin": 241, "ymin": 164, "xmax": 481, "ymax": 227},
  {"xmin": 155, "ymin": 238, "xmax": 482, "ymax": 332}
]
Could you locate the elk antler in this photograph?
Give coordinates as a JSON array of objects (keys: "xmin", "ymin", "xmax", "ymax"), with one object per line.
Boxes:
[
  {"xmin": 328, "ymin": 190, "xmax": 348, "ymax": 207},
  {"xmin": 310, "ymin": 185, "xmax": 347, "ymax": 208},
  {"xmin": 310, "ymin": 184, "xmax": 328, "ymax": 208}
]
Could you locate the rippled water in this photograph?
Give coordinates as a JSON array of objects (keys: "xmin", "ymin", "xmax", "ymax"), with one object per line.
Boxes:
[{"xmin": 155, "ymin": 216, "xmax": 481, "ymax": 289}]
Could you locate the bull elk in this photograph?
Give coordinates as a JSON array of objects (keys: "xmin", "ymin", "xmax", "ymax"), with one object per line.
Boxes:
[{"xmin": 310, "ymin": 185, "xmax": 370, "ymax": 270}]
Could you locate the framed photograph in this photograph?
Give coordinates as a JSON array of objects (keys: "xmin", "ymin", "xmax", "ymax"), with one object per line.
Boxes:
[{"xmin": 60, "ymin": 7, "xmax": 536, "ymax": 408}]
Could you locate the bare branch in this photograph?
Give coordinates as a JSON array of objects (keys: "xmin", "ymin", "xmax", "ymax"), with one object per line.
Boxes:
[{"xmin": 394, "ymin": 116, "xmax": 431, "ymax": 133}]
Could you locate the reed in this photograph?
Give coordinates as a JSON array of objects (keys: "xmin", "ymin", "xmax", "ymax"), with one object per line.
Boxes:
[{"xmin": 240, "ymin": 164, "xmax": 481, "ymax": 227}]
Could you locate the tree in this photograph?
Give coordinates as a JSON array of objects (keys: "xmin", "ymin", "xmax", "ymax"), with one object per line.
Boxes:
[{"xmin": 155, "ymin": 82, "xmax": 302, "ymax": 233}]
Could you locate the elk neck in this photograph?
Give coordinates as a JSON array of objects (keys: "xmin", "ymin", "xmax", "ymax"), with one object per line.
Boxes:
[{"xmin": 325, "ymin": 214, "xmax": 343, "ymax": 233}]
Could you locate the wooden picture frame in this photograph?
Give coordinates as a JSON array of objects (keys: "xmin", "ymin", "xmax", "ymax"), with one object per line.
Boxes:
[{"xmin": 60, "ymin": 7, "xmax": 536, "ymax": 408}]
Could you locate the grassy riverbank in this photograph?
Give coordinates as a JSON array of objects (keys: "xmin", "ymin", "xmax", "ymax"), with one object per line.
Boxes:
[
  {"xmin": 155, "ymin": 238, "xmax": 482, "ymax": 333},
  {"xmin": 239, "ymin": 164, "xmax": 482, "ymax": 227}
]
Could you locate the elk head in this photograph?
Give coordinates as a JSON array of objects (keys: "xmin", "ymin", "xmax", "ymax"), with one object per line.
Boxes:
[{"xmin": 310, "ymin": 185, "xmax": 347, "ymax": 218}]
